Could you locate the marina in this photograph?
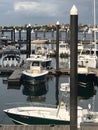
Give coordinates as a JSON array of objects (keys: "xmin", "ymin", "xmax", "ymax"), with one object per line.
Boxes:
[
  {"xmin": 2, "ymin": 3, "xmax": 98, "ymax": 130},
  {"xmin": 0, "ymin": 56, "xmax": 98, "ymax": 125},
  {"xmin": 1, "ymin": 1, "xmax": 98, "ymax": 130},
  {"xmin": 1, "ymin": 28, "xmax": 98, "ymax": 129}
]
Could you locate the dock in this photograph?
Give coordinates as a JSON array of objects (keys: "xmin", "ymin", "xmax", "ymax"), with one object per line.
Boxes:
[
  {"xmin": 0, "ymin": 65, "xmax": 97, "ymax": 85},
  {"xmin": 0, "ymin": 66, "xmax": 97, "ymax": 85},
  {"xmin": 0, "ymin": 125, "xmax": 70, "ymax": 130},
  {"xmin": 7, "ymin": 68, "xmax": 22, "ymax": 85},
  {"xmin": 8, "ymin": 69, "xmax": 22, "ymax": 82},
  {"xmin": 0, "ymin": 123, "xmax": 98, "ymax": 130}
]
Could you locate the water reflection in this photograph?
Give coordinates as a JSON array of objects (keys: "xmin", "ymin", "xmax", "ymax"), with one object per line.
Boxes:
[
  {"xmin": 55, "ymin": 76, "xmax": 59, "ymax": 106},
  {"xmin": 59, "ymin": 58, "xmax": 70, "ymax": 69},
  {"xmin": 7, "ymin": 80, "xmax": 21, "ymax": 90},
  {"xmin": 54, "ymin": 75, "xmax": 97, "ymax": 102},
  {"xmin": 22, "ymin": 80, "xmax": 48, "ymax": 102},
  {"xmin": 58, "ymin": 57, "xmax": 97, "ymax": 101},
  {"xmin": 78, "ymin": 82, "xmax": 96, "ymax": 100}
]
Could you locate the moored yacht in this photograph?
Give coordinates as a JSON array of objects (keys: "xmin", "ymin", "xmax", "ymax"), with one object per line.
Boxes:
[
  {"xmin": 3, "ymin": 100, "xmax": 84, "ymax": 128},
  {"xmin": 22, "ymin": 54, "xmax": 51, "ymax": 84},
  {"xmin": 78, "ymin": 0, "xmax": 98, "ymax": 68},
  {"xmin": 59, "ymin": 41, "xmax": 70, "ymax": 58},
  {"xmin": 0, "ymin": 45, "xmax": 23, "ymax": 67}
]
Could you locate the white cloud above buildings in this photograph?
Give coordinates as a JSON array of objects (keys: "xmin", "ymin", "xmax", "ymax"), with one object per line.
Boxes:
[{"xmin": 0, "ymin": 0, "xmax": 98, "ymax": 25}]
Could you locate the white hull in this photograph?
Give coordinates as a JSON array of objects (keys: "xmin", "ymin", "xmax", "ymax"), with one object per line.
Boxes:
[
  {"xmin": 22, "ymin": 69, "xmax": 48, "ymax": 78},
  {"xmin": 22, "ymin": 67, "xmax": 48, "ymax": 84},
  {"xmin": 4, "ymin": 103, "xmax": 83, "ymax": 127},
  {"xmin": 78, "ymin": 55, "xmax": 98, "ymax": 68}
]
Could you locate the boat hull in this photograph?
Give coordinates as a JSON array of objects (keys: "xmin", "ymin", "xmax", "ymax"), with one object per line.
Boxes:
[
  {"xmin": 22, "ymin": 71, "xmax": 48, "ymax": 84},
  {"xmin": 78, "ymin": 55, "xmax": 98, "ymax": 68},
  {"xmin": 4, "ymin": 112, "xmax": 70, "ymax": 125}
]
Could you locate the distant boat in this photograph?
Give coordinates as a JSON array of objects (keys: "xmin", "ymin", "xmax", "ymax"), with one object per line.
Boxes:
[
  {"xmin": 59, "ymin": 41, "xmax": 70, "ymax": 58},
  {"xmin": 82, "ymin": 95, "xmax": 98, "ymax": 123},
  {"xmin": 31, "ymin": 39, "xmax": 49, "ymax": 55},
  {"xmin": 78, "ymin": 54, "xmax": 98, "ymax": 68},
  {"xmin": 22, "ymin": 54, "xmax": 51, "ymax": 84},
  {"xmin": 0, "ymin": 45, "xmax": 23, "ymax": 67},
  {"xmin": 78, "ymin": 0, "xmax": 98, "ymax": 68},
  {"xmin": 78, "ymin": 42, "xmax": 84, "ymax": 53},
  {"xmin": 60, "ymin": 83, "xmax": 70, "ymax": 93}
]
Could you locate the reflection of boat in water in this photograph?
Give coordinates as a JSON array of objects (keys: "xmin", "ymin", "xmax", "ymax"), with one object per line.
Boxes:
[
  {"xmin": 60, "ymin": 83, "xmax": 70, "ymax": 93},
  {"xmin": 22, "ymin": 81, "xmax": 48, "ymax": 97},
  {"xmin": 59, "ymin": 77, "xmax": 96, "ymax": 100},
  {"xmin": 7, "ymin": 85, "xmax": 21, "ymax": 90},
  {"xmin": 0, "ymin": 45, "xmax": 23, "ymax": 67},
  {"xmin": 59, "ymin": 58, "xmax": 70, "ymax": 69},
  {"xmin": 59, "ymin": 41, "xmax": 70, "ymax": 58},
  {"xmin": 78, "ymin": 82, "xmax": 96, "ymax": 100}
]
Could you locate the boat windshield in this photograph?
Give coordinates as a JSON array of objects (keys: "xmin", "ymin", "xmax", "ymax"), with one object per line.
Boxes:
[{"xmin": 32, "ymin": 61, "xmax": 40, "ymax": 66}]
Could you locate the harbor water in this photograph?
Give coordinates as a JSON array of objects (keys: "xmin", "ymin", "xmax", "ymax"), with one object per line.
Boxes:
[
  {"xmin": 0, "ymin": 56, "xmax": 98, "ymax": 124},
  {"xmin": 0, "ymin": 31, "xmax": 98, "ymax": 124}
]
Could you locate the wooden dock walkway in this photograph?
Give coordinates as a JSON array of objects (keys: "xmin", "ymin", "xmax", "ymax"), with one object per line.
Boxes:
[
  {"xmin": 8, "ymin": 69, "xmax": 22, "ymax": 82},
  {"xmin": 0, "ymin": 125, "xmax": 78, "ymax": 130},
  {"xmin": 0, "ymin": 125, "xmax": 71, "ymax": 130},
  {"xmin": 0, "ymin": 123, "xmax": 98, "ymax": 130},
  {"xmin": 0, "ymin": 65, "xmax": 97, "ymax": 85}
]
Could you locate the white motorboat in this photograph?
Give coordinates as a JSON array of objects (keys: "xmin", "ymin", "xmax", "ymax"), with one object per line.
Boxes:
[
  {"xmin": 78, "ymin": 54, "xmax": 98, "ymax": 68},
  {"xmin": 22, "ymin": 54, "xmax": 51, "ymax": 84},
  {"xmin": 60, "ymin": 83, "xmax": 70, "ymax": 93},
  {"xmin": 82, "ymin": 103, "xmax": 98, "ymax": 123},
  {"xmin": 78, "ymin": 42, "xmax": 84, "ymax": 53},
  {"xmin": 59, "ymin": 41, "xmax": 70, "ymax": 58},
  {"xmin": 82, "ymin": 93, "xmax": 98, "ymax": 124},
  {"xmin": 0, "ymin": 45, "xmax": 23, "ymax": 67},
  {"xmin": 3, "ymin": 100, "xmax": 83, "ymax": 127},
  {"xmin": 78, "ymin": 0, "xmax": 98, "ymax": 68},
  {"xmin": 31, "ymin": 39, "xmax": 49, "ymax": 55}
]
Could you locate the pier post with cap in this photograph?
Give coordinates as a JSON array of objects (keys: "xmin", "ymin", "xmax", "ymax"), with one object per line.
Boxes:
[
  {"xmin": 70, "ymin": 5, "xmax": 78, "ymax": 130},
  {"xmin": 26, "ymin": 24, "xmax": 31, "ymax": 58},
  {"xmin": 19, "ymin": 29, "xmax": 21, "ymax": 41},
  {"xmin": 56, "ymin": 21, "xmax": 60, "ymax": 71}
]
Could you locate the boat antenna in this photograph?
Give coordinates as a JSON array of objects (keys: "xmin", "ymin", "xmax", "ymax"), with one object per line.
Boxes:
[{"xmin": 93, "ymin": 0, "xmax": 97, "ymax": 55}]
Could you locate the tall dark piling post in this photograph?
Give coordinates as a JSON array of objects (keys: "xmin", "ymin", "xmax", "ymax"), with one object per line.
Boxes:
[
  {"xmin": 11, "ymin": 29, "xmax": 13, "ymax": 41},
  {"xmin": 55, "ymin": 76, "xmax": 59, "ymax": 106},
  {"xmin": 51, "ymin": 29, "xmax": 54, "ymax": 50},
  {"xmin": 70, "ymin": 5, "xmax": 78, "ymax": 130},
  {"xmin": 43, "ymin": 30, "xmax": 46, "ymax": 40},
  {"xmin": 19, "ymin": 29, "xmax": 21, "ymax": 41},
  {"xmin": 1, "ymin": 29, "xmax": 4, "ymax": 36},
  {"xmin": 26, "ymin": 24, "xmax": 31, "ymax": 58},
  {"xmin": 13, "ymin": 27, "xmax": 15, "ymax": 44},
  {"xmin": 35, "ymin": 29, "xmax": 38, "ymax": 40},
  {"xmin": 56, "ymin": 21, "xmax": 60, "ymax": 71}
]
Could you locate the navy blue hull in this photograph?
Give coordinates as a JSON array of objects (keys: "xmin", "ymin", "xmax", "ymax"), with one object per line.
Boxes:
[
  {"xmin": 5, "ymin": 112, "xmax": 70, "ymax": 125},
  {"xmin": 22, "ymin": 74, "xmax": 47, "ymax": 84}
]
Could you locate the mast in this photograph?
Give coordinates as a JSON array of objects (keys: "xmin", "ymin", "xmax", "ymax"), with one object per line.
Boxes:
[{"xmin": 93, "ymin": 0, "xmax": 97, "ymax": 55}]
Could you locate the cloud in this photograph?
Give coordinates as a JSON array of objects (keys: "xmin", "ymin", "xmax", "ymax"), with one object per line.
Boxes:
[
  {"xmin": 14, "ymin": 1, "xmax": 59, "ymax": 17},
  {"xmin": 0, "ymin": 0, "xmax": 98, "ymax": 25}
]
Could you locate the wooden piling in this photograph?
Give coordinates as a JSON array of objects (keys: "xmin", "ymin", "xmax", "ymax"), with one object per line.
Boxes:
[{"xmin": 70, "ymin": 5, "xmax": 78, "ymax": 130}]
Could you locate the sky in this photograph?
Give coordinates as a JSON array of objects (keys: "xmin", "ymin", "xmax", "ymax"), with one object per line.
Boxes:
[{"xmin": 0, "ymin": 0, "xmax": 98, "ymax": 26}]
